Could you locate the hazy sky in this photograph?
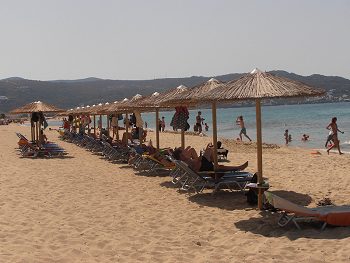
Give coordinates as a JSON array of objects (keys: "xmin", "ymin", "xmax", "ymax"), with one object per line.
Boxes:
[{"xmin": 1, "ymin": 0, "xmax": 349, "ymax": 80}]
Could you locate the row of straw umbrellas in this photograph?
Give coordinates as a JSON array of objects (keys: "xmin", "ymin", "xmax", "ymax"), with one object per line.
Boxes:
[{"xmin": 11, "ymin": 69, "xmax": 325, "ymax": 208}]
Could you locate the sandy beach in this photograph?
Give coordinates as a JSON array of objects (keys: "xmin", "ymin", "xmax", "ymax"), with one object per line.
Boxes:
[{"xmin": 1, "ymin": 123, "xmax": 350, "ymax": 262}]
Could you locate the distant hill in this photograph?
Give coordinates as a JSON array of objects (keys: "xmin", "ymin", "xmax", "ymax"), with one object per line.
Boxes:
[{"xmin": 1, "ymin": 70, "xmax": 349, "ymax": 113}]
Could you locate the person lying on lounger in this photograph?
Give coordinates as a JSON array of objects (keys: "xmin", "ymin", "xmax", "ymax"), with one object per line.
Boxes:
[
  {"xmin": 128, "ymin": 145, "xmax": 173, "ymax": 167},
  {"xmin": 39, "ymin": 129, "xmax": 48, "ymax": 146},
  {"xmin": 173, "ymin": 143, "xmax": 248, "ymax": 177}
]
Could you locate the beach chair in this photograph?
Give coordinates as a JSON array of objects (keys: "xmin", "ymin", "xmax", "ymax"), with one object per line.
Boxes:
[
  {"xmin": 264, "ymin": 192, "xmax": 350, "ymax": 230},
  {"xmin": 19, "ymin": 140, "xmax": 66, "ymax": 158},
  {"xmin": 171, "ymin": 159, "xmax": 253, "ymax": 194},
  {"xmin": 135, "ymin": 154, "xmax": 175, "ymax": 174},
  {"xmin": 16, "ymin": 132, "xmax": 66, "ymax": 157}
]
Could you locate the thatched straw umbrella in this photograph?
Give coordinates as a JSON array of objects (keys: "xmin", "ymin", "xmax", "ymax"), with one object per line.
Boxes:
[
  {"xmin": 135, "ymin": 85, "xmax": 190, "ymax": 149},
  {"xmin": 199, "ymin": 68, "xmax": 325, "ymax": 208},
  {"xmin": 159, "ymin": 78, "xmax": 223, "ymax": 163},
  {"xmin": 106, "ymin": 95, "xmax": 146, "ymax": 143},
  {"xmin": 10, "ymin": 101, "xmax": 64, "ymax": 144},
  {"xmin": 10, "ymin": 101, "xmax": 64, "ymax": 114},
  {"xmin": 87, "ymin": 103, "xmax": 110, "ymax": 138}
]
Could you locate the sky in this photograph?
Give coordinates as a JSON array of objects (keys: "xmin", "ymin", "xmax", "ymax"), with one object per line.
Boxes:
[{"xmin": 0, "ymin": 0, "xmax": 349, "ymax": 80}]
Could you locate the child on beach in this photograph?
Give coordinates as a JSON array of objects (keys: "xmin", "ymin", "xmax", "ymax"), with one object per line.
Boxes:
[
  {"xmin": 236, "ymin": 116, "xmax": 252, "ymax": 141},
  {"xmin": 301, "ymin": 134, "xmax": 309, "ymax": 141},
  {"xmin": 205, "ymin": 123, "xmax": 209, "ymax": 132}
]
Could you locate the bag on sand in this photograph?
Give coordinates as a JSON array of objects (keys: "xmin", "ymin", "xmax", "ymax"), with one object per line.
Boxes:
[{"xmin": 245, "ymin": 173, "xmax": 258, "ymax": 205}]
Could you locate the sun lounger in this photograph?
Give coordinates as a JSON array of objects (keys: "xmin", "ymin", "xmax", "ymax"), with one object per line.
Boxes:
[
  {"xmin": 134, "ymin": 154, "xmax": 175, "ymax": 174},
  {"xmin": 264, "ymin": 192, "xmax": 350, "ymax": 230},
  {"xmin": 16, "ymin": 132, "xmax": 67, "ymax": 158},
  {"xmin": 170, "ymin": 158, "xmax": 253, "ymax": 194}
]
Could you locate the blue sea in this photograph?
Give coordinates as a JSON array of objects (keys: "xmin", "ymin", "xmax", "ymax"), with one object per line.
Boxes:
[{"xmin": 50, "ymin": 102, "xmax": 350, "ymax": 152}]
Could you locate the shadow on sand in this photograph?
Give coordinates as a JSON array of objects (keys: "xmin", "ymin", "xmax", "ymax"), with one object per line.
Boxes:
[
  {"xmin": 234, "ymin": 210, "xmax": 350, "ymax": 240},
  {"xmin": 268, "ymin": 190, "xmax": 312, "ymax": 206},
  {"xmin": 234, "ymin": 190, "xmax": 350, "ymax": 240},
  {"xmin": 187, "ymin": 191, "xmax": 254, "ymax": 211}
]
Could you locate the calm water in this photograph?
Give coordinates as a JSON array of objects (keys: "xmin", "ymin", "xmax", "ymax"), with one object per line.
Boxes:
[{"xmin": 50, "ymin": 102, "xmax": 350, "ymax": 151}]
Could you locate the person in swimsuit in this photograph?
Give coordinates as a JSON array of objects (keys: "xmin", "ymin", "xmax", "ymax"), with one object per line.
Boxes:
[
  {"xmin": 326, "ymin": 117, "xmax": 344, "ymax": 155},
  {"xmin": 196, "ymin": 111, "xmax": 204, "ymax": 133},
  {"xmin": 173, "ymin": 143, "xmax": 248, "ymax": 178},
  {"xmin": 236, "ymin": 116, "xmax": 252, "ymax": 141}
]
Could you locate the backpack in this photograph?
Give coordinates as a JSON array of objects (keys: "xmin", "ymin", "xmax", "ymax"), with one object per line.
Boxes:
[
  {"xmin": 245, "ymin": 173, "xmax": 258, "ymax": 205},
  {"xmin": 246, "ymin": 189, "xmax": 258, "ymax": 205}
]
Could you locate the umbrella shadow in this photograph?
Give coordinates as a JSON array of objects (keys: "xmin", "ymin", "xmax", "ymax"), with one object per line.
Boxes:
[
  {"xmin": 135, "ymin": 171, "xmax": 170, "ymax": 177},
  {"xmin": 19, "ymin": 154, "xmax": 74, "ymax": 159},
  {"xmin": 234, "ymin": 211, "xmax": 350, "ymax": 240},
  {"xmin": 268, "ymin": 190, "xmax": 312, "ymax": 206},
  {"xmin": 160, "ymin": 181, "xmax": 184, "ymax": 190},
  {"xmin": 188, "ymin": 191, "xmax": 254, "ymax": 211}
]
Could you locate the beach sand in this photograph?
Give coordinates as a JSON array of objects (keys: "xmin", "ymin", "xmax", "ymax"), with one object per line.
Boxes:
[{"xmin": 1, "ymin": 124, "xmax": 350, "ymax": 262}]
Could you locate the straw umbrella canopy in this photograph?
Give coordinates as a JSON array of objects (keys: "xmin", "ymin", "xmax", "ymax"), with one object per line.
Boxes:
[
  {"xmin": 106, "ymin": 86, "xmax": 190, "ymax": 148},
  {"xmin": 10, "ymin": 101, "xmax": 64, "ymax": 143},
  {"xmin": 156, "ymin": 78, "xmax": 223, "ymax": 166},
  {"xmin": 159, "ymin": 78, "xmax": 223, "ymax": 106},
  {"xmin": 199, "ymin": 68, "xmax": 325, "ymax": 208},
  {"xmin": 10, "ymin": 101, "xmax": 64, "ymax": 114},
  {"xmin": 206, "ymin": 69, "xmax": 325, "ymax": 100},
  {"xmin": 138, "ymin": 85, "xmax": 190, "ymax": 148},
  {"xmin": 107, "ymin": 94, "xmax": 144, "ymax": 113},
  {"xmin": 57, "ymin": 108, "xmax": 75, "ymax": 116}
]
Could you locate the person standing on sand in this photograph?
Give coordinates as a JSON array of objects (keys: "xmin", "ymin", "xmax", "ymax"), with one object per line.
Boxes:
[
  {"xmin": 196, "ymin": 111, "xmax": 204, "ymax": 133},
  {"xmin": 326, "ymin": 117, "xmax": 344, "ymax": 155},
  {"xmin": 158, "ymin": 118, "xmax": 162, "ymax": 132},
  {"xmin": 161, "ymin": 116, "xmax": 165, "ymax": 132},
  {"xmin": 284, "ymin": 129, "xmax": 289, "ymax": 145},
  {"xmin": 236, "ymin": 116, "xmax": 252, "ymax": 141}
]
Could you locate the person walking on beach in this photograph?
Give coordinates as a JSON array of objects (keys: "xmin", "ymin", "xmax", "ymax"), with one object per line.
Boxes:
[
  {"xmin": 161, "ymin": 117, "xmax": 165, "ymax": 132},
  {"xmin": 284, "ymin": 129, "xmax": 289, "ymax": 145},
  {"xmin": 196, "ymin": 111, "xmax": 204, "ymax": 133},
  {"xmin": 326, "ymin": 117, "xmax": 344, "ymax": 155},
  {"xmin": 236, "ymin": 116, "xmax": 252, "ymax": 141},
  {"xmin": 158, "ymin": 118, "xmax": 162, "ymax": 132}
]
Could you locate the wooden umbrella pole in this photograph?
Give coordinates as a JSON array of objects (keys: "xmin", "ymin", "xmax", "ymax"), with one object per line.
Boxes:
[
  {"xmin": 211, "ymin": 101, "xmax": 218, "ymax": 171},
  {"xmin": 256, "ymin": 99, "xmax": 263, "ymax": 210},
  {"xmin": 99, "ymin": 114, "xmax": 102, "ymax": 139},
  {"xmin": 87, "ymin": 115, "xmax": 90, "ymax": 133},
  {"xmin": 181, "ymin": 129, "xmax": 185, "ymax": 149},
  {"xmin": 116, "ymin": 112, "xmax": 120, "ymax": 141},
  {"xmin": 31, "ymin": 121, "xmax": 34, "ymax": 142},
  {"xmin": 106, "ymin": 114, "xmax": 110, "ymax": 137},
  {"xmin": 93, "ymin": 115, "xmax": 96, "ymax": 136},
  {"xmin": 155, "ymin": 108, "xmax": 160, "ymax": 149},
  {"xmin": 75, "ymin": 116, "xmax": 78, "ymax": 133},
  {"xmin": 36, "ymin": 121, "xmax": 39, "ymax": 145},
  {"xmin": 33, "ymin": 121, "xmax": 36, "ymax": 142},
  {"xmin": 125, "ymin": 111, "xmax": 130, "ymax": 144},
  {"xmin": 137, "ymin": 111, "xmax": 143, "ymax": 144}
]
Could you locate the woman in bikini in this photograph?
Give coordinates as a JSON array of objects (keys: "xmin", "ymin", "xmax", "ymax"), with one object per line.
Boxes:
[{"xmin": 326, "ymin": 117, "xmax": 344, "ymax": 155}]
